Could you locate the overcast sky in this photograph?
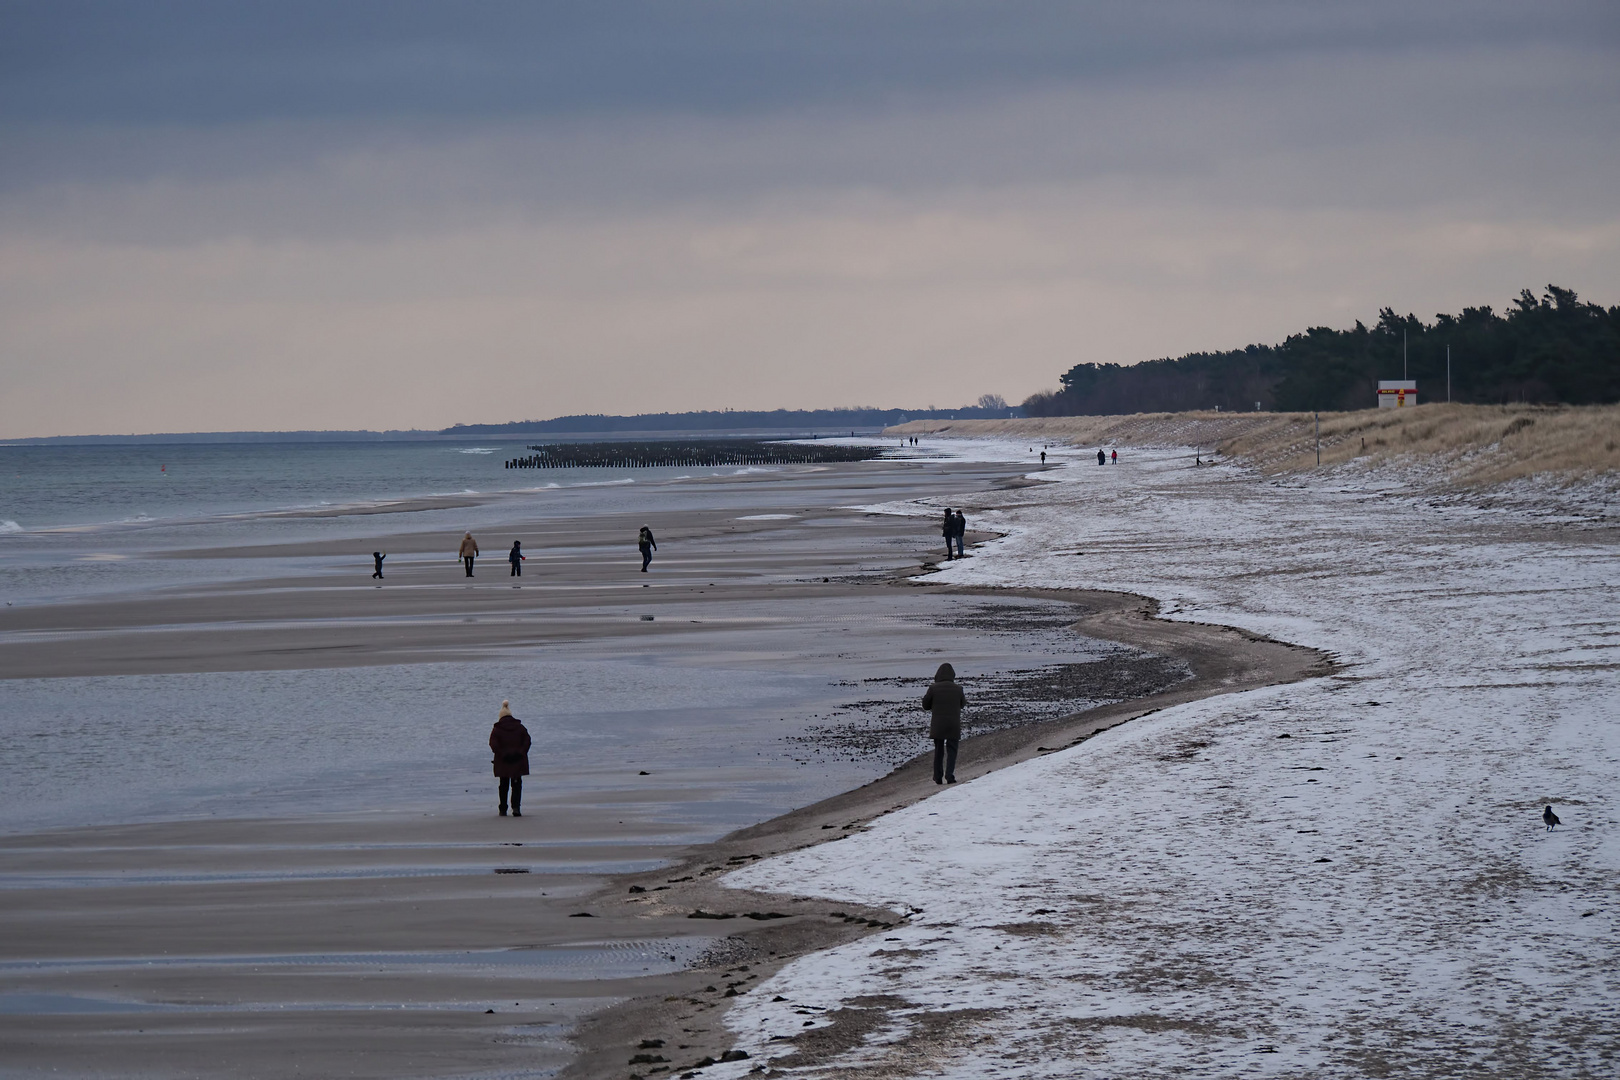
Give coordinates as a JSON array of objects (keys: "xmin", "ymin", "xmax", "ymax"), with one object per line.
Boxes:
[{"xmin": 3, "ymin": 1, "xmax": 1617, "ymax": 436}]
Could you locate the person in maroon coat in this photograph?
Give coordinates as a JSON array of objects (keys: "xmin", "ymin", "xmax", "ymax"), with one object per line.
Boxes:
[{"xmin": 488, "ymin": 700, "xmax": 531, "ymax": 817}]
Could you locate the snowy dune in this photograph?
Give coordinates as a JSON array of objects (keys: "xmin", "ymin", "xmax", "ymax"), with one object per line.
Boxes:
[
  {"xmin": 710, "ymin": 446, "xmax": 1619, "ymax": 1077},
  {"xmin": 889, "ymin": 403, "xmax": 1620, "ymax": 488}
]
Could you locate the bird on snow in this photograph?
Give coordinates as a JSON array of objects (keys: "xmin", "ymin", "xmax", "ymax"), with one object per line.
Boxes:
[{"xmin": 1543, "ymin": 806, "xmax": 1561, "ymax": 831}]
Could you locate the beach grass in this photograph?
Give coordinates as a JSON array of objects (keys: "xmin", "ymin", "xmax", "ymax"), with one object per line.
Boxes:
[{"xmin": 888, "ymin": 402, "xmax": 1620, "ymax": 485}]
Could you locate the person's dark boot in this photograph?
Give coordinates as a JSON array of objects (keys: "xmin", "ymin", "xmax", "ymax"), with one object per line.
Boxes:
[
  {"xmin": 511, "ymin": 808, "xmax": 522, "ymax": 817},
  {"xmin": 498, "ymin": 807, "xmax": 507, "ymax": 816}
]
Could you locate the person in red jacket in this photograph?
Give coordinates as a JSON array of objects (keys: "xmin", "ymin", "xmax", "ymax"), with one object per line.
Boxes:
[{"xmin": 488, "ymin": 700, "xmax": 531, "ymax": 817}]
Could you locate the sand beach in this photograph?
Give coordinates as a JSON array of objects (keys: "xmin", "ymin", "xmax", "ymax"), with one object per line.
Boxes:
[
  {"xmin": 5, "ymin": 425, "xmax": 1612, "ymax": 1079},
  {"xmin": 699, "ymin": 429, "xmax": 1620, "ymax": 1079},
  {"xmin": 0, "ymin": 445, "xmax": 1287, "ymax": 1078}
]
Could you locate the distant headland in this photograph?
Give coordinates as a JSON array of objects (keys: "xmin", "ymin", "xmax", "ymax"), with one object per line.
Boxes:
[{"xmin": 5, "ymin": 404, "xmax": 1018, "ymax": 445}]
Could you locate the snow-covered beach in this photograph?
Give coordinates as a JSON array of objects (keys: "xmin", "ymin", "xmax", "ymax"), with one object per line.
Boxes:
[{"xmin": 713, "ymin": 445, "xmax": 1619, "ymax": 1077}]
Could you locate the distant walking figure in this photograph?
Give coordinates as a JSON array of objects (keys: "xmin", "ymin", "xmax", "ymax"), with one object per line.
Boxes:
[
  {"xmin": 1097, "ymin": 449, "xmax": 1106, "ymax": 465},
  {"xmin": 951, "ymin": 510, "xmax": 967, "ymax": 558},
  {"xmin": 1111, "ymin": 449, "xmax": 1118, "ymax": 464},
  {"xmin": 1544, "ymin": 805, "xmax": 1561, "ymax": 831},
  {"xmin": 1040, "ymin": 450, "xmax": 1046, "ymax": 463},
  {"xmin": 941, "ymin": 509, "xmax": 955, "ymax": 559},
  {"xmin": 509, "ymin": 541, "xmax": 525, "ymax": 577},
  {"xmin": 922, "ymin": 662, "xmax": 966, "ymax": 784},
  {"xmin": 638, "ymin": 525, "xmax": 657, "ymax": 572},
  {"xmin": 489, "ymin": 701, "xmax": 531, "ymax": 817},
  {"xmin": 459, "ymin": 532, "xmax": 480, "ymax": 577},
  {"xmin": 372, "ymin": 551, "xmax": 386, "ymax": 579}
]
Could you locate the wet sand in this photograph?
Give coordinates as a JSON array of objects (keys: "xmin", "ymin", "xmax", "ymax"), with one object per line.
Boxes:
[
  {"xmin": 0, "ymin": 458, "xmax": 1330, "ymax": 1078},
  {"xmin": 0, "ymin": 462, "xmax": 1020, "ymax": 679},
  {"xmin": 556, "ymin": 586, "xmax": 1332, "ymax": 1080}
]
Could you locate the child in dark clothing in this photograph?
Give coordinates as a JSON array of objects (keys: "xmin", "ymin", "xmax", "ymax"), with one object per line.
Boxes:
[{"xmin": 372, "ymin": 552, "xmax": 386, "ymax": 579}]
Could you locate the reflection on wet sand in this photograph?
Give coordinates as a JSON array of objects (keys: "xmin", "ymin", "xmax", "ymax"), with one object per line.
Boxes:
[{"xmin": 0, "ymin": 456, "xmax": 1188, "ymax": 1078}]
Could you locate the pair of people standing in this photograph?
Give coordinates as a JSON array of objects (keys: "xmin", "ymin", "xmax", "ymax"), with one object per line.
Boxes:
[
  {"xmin": 484, "ymin": 667, "xmax": 968, "ymax": 818},
  {"xmin": 940, "ymin": 508, "xmax": 967, "ymax": 559},
  {"xmin": 455, "ymin": 532, "xmax": 526, "ymax": 577}
]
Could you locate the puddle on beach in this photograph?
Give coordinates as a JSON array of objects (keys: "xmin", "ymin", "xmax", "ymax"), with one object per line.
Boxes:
[
  {"xmin": 0, "ymin": 939, "xmax": 714, "ymax": 1031},
  {"xmin": 0, "ymin": 594, "xmax": 1153, "ymax": 838},
  {"xmin": 1, "ymin": 938, "xmax": 711, "ymax": 981},
  {"xmin": 0, "ymin": 859, "xmax": 668, "ymax": 890}
]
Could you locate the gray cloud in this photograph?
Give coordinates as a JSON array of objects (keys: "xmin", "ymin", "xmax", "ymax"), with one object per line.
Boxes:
[
  {"xmin": 7, "ymin": 40, "xmax": 1616, "ymax": 242},
  {"xmin": 1, "ymin": 2, "xmax": 1617, "ymax": 436},
  {"xmin": 4, "ymin": 1, "xmax": 1613, "ymax": 130}
]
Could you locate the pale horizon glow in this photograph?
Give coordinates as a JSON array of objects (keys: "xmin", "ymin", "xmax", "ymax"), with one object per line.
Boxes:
[{"xmin": 2, "ymin": 3, "xmax": 1617, "ymax": 438}]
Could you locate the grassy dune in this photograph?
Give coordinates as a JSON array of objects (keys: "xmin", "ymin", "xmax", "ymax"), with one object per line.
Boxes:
[{"xmin": 887, "ymin": 403, "xmax": 1620, "ymax": 485}]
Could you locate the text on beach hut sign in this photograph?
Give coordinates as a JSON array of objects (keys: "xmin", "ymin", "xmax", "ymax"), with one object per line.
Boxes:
[{"xmin": 1378, "ymin": 381, "xmax": 1417, "ymax": 408}]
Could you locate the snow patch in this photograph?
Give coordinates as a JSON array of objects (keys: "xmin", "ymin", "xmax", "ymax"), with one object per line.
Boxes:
[{"xmin": 714, "ymin": 444, "xmax": 1620, "ymax": 1078}]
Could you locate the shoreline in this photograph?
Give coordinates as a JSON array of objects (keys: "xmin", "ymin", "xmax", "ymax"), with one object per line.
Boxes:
[
  {"xmin": 0, "ymin": 454, "xmax": 1138, "ymax": 1077},
  {"xmin": 0, "ymin": 578, "xmax": 1285, "ymax": 1078},
  {"xmin": 0, "ymin": 451, "xmax": 1336, "ymax": 1078},
  {"xmin": 645, "ymin": 445, "xmax": 1619, "ymax": 1076},
  {"xmin": 555, "ymin": 581, "xmax": 1334, "ymax": 1079},
  {"xmin": 2, "ymin": 441, "xmax": 1607, "ymax": 1075}
]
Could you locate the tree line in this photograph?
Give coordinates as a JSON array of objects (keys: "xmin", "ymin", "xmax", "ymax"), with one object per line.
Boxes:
[
  {"xmin": 1024, "ymin": 286, "xmax": 1620, "ymax": 416},
  {"xmin": 444, "ymin": 403, "xmax": 1016, "ymax": 436}
]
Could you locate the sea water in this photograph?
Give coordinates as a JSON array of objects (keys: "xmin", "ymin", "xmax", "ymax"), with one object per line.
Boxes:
[
  {"xmin": 0, "ymin": 439, "xmax": 853, "ymax": 604},
  {"xmin": 0, "ymin": 441, "xmax": 541, "ymax": 533},
  {"xmin": 0, "ymin": 440, "xmax": 1108, "ymax": 837}
]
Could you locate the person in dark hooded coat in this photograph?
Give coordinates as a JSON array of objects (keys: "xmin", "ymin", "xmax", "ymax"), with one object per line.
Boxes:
[
  {"xmin": 488, "ymin": 700, "xmax": 531, "ymax": 817},
  {"xmin": 921, "ymin": 662, "xmax": 966, "ymax": 784}
]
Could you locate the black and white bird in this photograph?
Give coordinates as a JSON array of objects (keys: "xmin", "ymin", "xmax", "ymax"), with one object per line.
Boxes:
[{"xmin": 1543, "ymin": 806, "xmax": 1561, "ymax": 831}]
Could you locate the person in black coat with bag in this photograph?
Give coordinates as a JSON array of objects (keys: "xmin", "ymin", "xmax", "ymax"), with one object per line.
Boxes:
[{"xmin": 489, "ymin": 700, "xmax": 531, "ymax": 817}]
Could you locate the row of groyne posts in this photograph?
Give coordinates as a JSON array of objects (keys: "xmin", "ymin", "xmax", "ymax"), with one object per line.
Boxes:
[{"xmin": 505, "ymin": 440, "xmax": 888, "ymax": 469}]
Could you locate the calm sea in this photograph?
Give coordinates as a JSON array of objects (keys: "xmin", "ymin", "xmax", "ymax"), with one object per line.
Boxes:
[
  {"xmin": 0, "ymin": 438, "xmax": 1098, "ymax": 836},
  {"xmin": 0, "ymin": 440, "xmax": 634, "ymax": 535},
  {"xmin": 0, "ymin": 440, "xmax": 826, "ymax": 603}
]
